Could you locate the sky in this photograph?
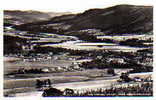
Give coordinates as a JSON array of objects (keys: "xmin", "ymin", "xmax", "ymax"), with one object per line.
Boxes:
[{"xmin": 1, "ymin": 0, "xmax": 154, "ymax": 13}]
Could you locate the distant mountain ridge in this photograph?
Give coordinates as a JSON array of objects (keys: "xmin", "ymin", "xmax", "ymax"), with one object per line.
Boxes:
[
  {"xmin": 13, "ymin": 5, "xmax": 153, "ymax": 35},
  {"xmin": 4, "ymin": 10, "xmax": 71, "ymax": 25}
]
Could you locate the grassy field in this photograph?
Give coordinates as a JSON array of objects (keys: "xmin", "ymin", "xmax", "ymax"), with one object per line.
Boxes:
[{"xmin": 4, "ymin": 57, "xmax": 131, "ymax": 96}]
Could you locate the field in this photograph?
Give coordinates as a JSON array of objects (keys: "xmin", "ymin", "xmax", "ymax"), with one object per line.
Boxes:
[{"xmin": 4, "ymin": 56, "xmax": 132, "ymax": 96}]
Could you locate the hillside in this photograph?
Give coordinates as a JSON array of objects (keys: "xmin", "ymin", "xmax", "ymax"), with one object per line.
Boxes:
[
  {"xmin": 4, "ymin": 10, "xmax": 71, "ymax": 25},
  {"xmin": 14, "ymin": 5, "xmax": 153, "ymax": 35}
]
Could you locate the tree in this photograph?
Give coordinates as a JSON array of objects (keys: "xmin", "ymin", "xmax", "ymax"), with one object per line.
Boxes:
[
  {"xmin": 120, "ymin": 73, "xmax": 132, "ymax": 82},
  {"xmin": 107, "ymin": 68, "xmax": 115, "ymax": 76},
  {"xmin": 42, "ymin": 88, "xmax": 63, "ymax": 97}
]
